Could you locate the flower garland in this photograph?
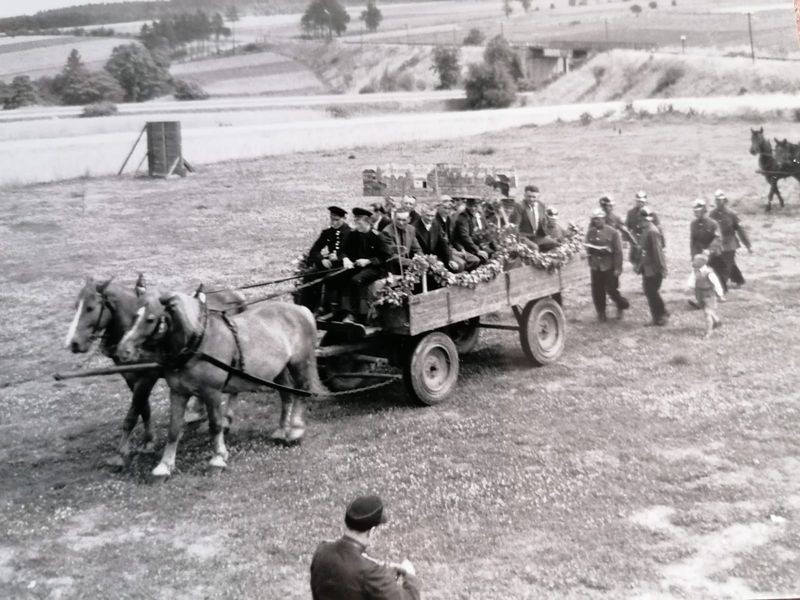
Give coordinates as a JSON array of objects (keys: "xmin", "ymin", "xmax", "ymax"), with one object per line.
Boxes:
[{"xmin": 373, "ymin": 224, "xmax": 584, "ymax": 307}]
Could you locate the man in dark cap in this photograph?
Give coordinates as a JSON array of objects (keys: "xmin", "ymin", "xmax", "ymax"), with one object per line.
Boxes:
[
  {"xmin": 689, "ymin": 198, "xmax": 723, "ymax": 307},
  {"xmin": 585, "ymin": 208, "xmax": 629, "ymax": 321},
  {"xmin": 333, "ymin": 207, "xmax": 390, "ymax": 323},
  {"xmin": 599, "ymin": 195, "xmax": 636, "ymax": 247},
  {"xmin": 543, "ymin": 206, "xmax": 565, "ymax": 243},
  {"xmin": 310, "ymin": 495, "xmax": 420, "ymax": 600},
  {"xmin": 301, "ymin": 206, "xmax": 351, "ymax": 314},
  {"xmin": 625, "ymin": 191, "xmax": 662, "ymax": 270},
  {"xmin": 638, "ymin": 206, "xmax": 669, "ymax": 326}
]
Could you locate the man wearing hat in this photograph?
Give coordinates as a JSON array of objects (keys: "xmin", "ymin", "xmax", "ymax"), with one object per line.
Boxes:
[
  {"xmin": 543, "ymin": 206, "xmax": 565, "ymax": 243},
  {"xmin": 638, "ymin": 206, "xmax": 669, "ymax": 326},
  {"xmin": 301, "ymin": 206, "xmax": 351, "ymax": 314},
  {"xmin": 329, "ymin": 207, "xmax": 390, "ymax": 323},
  {"xmin": 689, "ymin": 198, "xmax": 723, "ymax": 305},
  {"xmin": 511, "ymin": 185, "xmax": 557, "ymax": 251},
  {"xmin": 452, "ymin": 197, "xmax": 490, "ymax": 266},
  {"xmin": 585, "ymin": 208, "xmax": 629, "ymax": 321},
  {"xmin": 625, "ymin": 191, "xmax": 662, "ymax": 269},
  {"xmin": 310, "ymin": 495, "xmax": 421, "ymax": 600},
  {"xmin": 599, "ymin": 195, "xmax": 636, "ymax": 246},
  {"xmin": 709, "ymin": 189, "xmax": 751, "ymax": 290}
]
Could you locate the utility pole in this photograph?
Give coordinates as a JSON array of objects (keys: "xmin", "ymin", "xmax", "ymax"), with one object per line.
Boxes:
[
  {"xmin": 604, "ymin": 18, "xmax": 609, "ymax": 43},
  {"xmin": 747, "ymin": 12, "xmax": 755, "ymax": 63}
]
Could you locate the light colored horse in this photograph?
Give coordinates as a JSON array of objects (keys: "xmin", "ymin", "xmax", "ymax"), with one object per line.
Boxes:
[
  {"xmin": 116, "ymin": 290, "xmax": 324, "ymax": 478},
  {"xmin": 65, "ymin": 276, "xmax": 244, "ymax": 468}
]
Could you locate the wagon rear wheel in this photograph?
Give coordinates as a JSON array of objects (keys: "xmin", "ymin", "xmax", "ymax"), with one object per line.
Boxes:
[
  {"xmin": 448, "ymin": 317, "xmax": 480, "ymax": 354},
  {"xmin": 403, "ymin": 332, "xmax": 459, "ymax": 406},
  {"xmin": 519, "ymin": 297, "xmax": 566, "ymax": 366}
]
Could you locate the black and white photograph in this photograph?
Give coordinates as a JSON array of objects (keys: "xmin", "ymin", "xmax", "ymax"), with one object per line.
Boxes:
[{"xmin": 1, "ymin": 0, "xmax": 799, "ymax": 597}]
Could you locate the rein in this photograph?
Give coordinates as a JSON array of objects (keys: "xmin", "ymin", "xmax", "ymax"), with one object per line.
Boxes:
[{"xmin": 204, "ymin": 266, "xmax": 345, "ymax": 295}]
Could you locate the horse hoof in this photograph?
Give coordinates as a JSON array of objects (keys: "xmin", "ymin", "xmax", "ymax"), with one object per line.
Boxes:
[
  {"xmin": 152, "ymin": 463, "xmax": 172, "ymax": 479},
  {"xmin": 104, "ymin": 455, "xmax": 126, "ymax": 471},
  {"xmin": 269, "ymin": 428, "xmax": 287, "ymax": 443},
  {"xmin": 285, "ymin": 427, "xmax": 305, "ymax": 444},
  {"xmin": 209, "ymin": 455, "xmax": 227, "ymax": 469}
]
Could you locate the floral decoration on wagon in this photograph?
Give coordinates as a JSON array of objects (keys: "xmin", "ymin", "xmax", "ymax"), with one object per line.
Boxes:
[{"xmin": 373, "ymin": 223, "xmax": 584, "ymax": 307}]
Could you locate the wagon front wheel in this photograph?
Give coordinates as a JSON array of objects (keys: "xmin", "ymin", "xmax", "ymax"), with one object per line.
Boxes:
[
  {"xmin": 403, "ymin": 332, "xmax": 459, "ymax": 406},
  {"xmin": 519, "ymin": 297, "xmax": 566, "ymax": 366}
]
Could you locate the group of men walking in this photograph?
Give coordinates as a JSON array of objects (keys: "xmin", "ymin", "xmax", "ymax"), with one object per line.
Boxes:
[
  {"xmin": 585, "ymin": 189, "xmax": 751, "ymax": 332},
  {"xmin": 303, "ymin": 185, "xmax": 563, "ymax": 323}
]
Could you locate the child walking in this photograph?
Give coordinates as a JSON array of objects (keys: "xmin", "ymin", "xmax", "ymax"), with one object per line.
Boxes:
[{"xmin": 687, "ymin": 253, "xmax": 725, "ymax": 338}]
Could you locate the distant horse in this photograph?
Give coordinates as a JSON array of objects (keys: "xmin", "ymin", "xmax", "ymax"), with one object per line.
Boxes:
[
  {"xmin": 116, "ymin": 291, "xmax": 324, "ymax": 478},
  {"xmin": 749, "ymin": 127, "xmax": 787, "ymax": 211},
  {"xmin": 65, "ymin": 275, "xmax": 244, "ymax": 468},
  {"xmin": 773, "ymin": 137, "xmax": 800, "ymax": 186}
]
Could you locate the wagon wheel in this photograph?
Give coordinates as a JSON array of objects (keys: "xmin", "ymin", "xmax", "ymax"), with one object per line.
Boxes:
[
  {"xmin": 447, "ymin": 317, "xmax": 480, "ymax": 355},
  {"xmin": 403, "ymin": 332, "xmax": 459, "ymax": 406},
  {"xmin": 319, "ymin": 331, "xmax": 374, "ymax": 392},
  {"xmin": 519, "ymin": 297, "xmax": 566, "ymax": 366}
]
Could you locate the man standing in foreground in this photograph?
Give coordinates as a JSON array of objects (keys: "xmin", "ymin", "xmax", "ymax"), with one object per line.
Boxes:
[
  {"xmin": 709, "ymin": 189, "xmax": 751, "ymax": 290},
  {"xmin": 639, "ymin": 206, "xmax": 669, "ymax": 326},
  {"xmin": 310, "ymin": 495, "xmax": 421, "ymax": 600},
  {"xmin": 585, "ymin": 208, "xmax": 629, "ymax": 321}
]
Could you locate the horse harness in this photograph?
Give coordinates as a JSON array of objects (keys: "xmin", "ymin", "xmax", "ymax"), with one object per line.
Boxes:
[{"xmin": 156, "ymin": 297, "xmax": 314, "ymax": 398}]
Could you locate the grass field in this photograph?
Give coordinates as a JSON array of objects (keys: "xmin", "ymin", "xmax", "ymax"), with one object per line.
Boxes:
[
  {"xmin": 0, "ymin": 36, "xmax": 131, "ymax": 83},
  {"xmin": 1, "ymin": 117, "xmax": 799, "ymax": 598}
]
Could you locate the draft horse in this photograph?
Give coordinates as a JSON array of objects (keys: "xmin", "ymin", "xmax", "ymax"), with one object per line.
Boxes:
[
  {"xmin": 116, "ymin": 290, "xmax": 324, "ymax": 478},
  {"xmin": 749, "ymin": 127, "xmax": 788, "ymax": 211},
  {"xmin": 65, "ymin": 275, "xmax": 243, "ymax": 468}
]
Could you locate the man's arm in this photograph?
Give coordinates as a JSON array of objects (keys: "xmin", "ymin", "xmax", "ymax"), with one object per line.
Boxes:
[
  {"xmin": 612, "ymin": 229, "xmax": 623, "ymax": 274},
  {"xmin": 407, "ymin": 225, "xmax": 422, "ymax": 258},
  {"xmin": 455, "ymin": 215, "xmax": 481, "ymax": 255},
  {"xmin": 734, "ymin": 214, "xmax": 752, "ymax": 250},
  {"xmin": 362, "ymin": 561, "xmax": 421, "ymax": 600},
  {"xmin": 308, "ymin": 231, "xmax": 328, "ymax": 261}
]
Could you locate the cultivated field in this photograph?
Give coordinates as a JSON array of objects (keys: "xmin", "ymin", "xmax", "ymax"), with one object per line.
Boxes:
[
  {"xmin": 1, "ymin": 117, "xmax": 799, "ymax": 599},
  {"xmin": 0, "ymin": 35, "xmax": 133, "ymax": 82}
]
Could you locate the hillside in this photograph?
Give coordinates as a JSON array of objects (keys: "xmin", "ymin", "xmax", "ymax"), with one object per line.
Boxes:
[{"xmin": 534, "ymin": 49, "xmax": 800, "ymax": 104}]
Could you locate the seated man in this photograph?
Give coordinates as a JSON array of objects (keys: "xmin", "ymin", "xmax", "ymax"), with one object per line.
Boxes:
[
  {"xmin": 401, "ymin": 195, "xmax": 423, "ymax": 229},
  {"xmin": 436, "ymin": 196, "xmax": 478, "ymax": 273},
  {"xmin": 380, "ymin": 208, "xmax": 422, "ymax": 275},
  {"xmin": 452, "ymin": 197, "xmax": 490, "ymax": 267},
  {"xmin": 416, "ymin": 204, "xmax": 460, "ymax": 287},
  {"xmin": 326, "ymin": 207, "xmax": 389, "ymax": 323},
  {"xmin": 299, "ymin": 205, "xmax": 350, "ymax": 313},
  {"xmin": 511, "ymin": 185, "xmax": 558, "ymax": 252},
  {"xmin": 544, "ymin": 206, "xmax": 566, "ymax": 243},
  {"xmin": 368, "ymin": 201, "xmax": 389, "ymax": 232}
]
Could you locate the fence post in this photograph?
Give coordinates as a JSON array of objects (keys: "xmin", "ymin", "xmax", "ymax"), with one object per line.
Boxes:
[{"xmin": 747, "ymin": 12, "xmax": 755, "ymax": 63}]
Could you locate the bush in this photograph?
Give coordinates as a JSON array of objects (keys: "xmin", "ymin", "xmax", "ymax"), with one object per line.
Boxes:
[
  {"xmin": 464, "ymin": 62, "xmax": 517, "ymax": 109},
  {"xmin": 174, "ymin": 79, "xmax": 209, "ymax": 100},
  {"xmin": 431, "ymin": 45, "xmax": 461, "ymax": 89},
  {"xmin": 3, "ymin": 75, "xmax": 39, "ymax": 110},
  {"xmin": 105, "ymin": 43, "xmax": 172, "ymax": 102},
  {"xmin": 484, "ymin": 35, "xmax": 523, "ymax": 81},
  {"xmin": 396, "ymin": 71, "xmax": 415, "ymax": 91},
  {"xmin": 80, "ymin": 101, "xmax": 118, "ymax": 117},
  {"xmin": 359, "ymin": 82, "xmax": 377, "ymax": 94},
  {"xmin": 463, "ymin": 27, "xmax": 485, "ymax": 46},
  {"xmin": 468, "ymin": 145, "xmax": 495, "ymax": 155},
  {"xmin": 792, "ymin": 108, "xmax": 800, "ymax": 122},
  {"xmin": 652, "ymin": 65, "xmax": 684, "ymax": 95},
  {"xmin": 579, "ymin": 111, "xmax": 592, "ymax": 125},
  {"xmin": 648, "ymin": 1, "xmax": 657, "ymax": 7}
]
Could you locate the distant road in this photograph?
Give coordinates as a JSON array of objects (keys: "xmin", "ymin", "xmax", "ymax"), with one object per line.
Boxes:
[
  {"xmin": 0, "ymin": 90, "xmax": 465, "ymax": 123},
  {"xmin": 3, "ymin": 92, "xmax": 800, "ymax": 186}
]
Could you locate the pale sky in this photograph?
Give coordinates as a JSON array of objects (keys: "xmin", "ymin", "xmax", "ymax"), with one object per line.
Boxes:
[{"xmin": 0, "ymin": 0, "xmax": 165, "ymax": 19}]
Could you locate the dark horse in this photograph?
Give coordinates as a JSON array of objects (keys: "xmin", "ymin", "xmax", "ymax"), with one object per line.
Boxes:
[
  {"xmin": 749, "ymin": 127, "xmax": 788, "ymax": 211},
  {"xmin": 65, "ymin": 275, "xmax": 244, "ymax": 468},
  {"xmin": 116, "ymin": 290, "xmax": 324, "ymax": 478}
]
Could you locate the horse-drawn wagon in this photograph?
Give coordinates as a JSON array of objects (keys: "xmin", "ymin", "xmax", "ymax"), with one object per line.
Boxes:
[{"xmin": 315, "ymin": 256, "xmax": 585, "ymax": 406}]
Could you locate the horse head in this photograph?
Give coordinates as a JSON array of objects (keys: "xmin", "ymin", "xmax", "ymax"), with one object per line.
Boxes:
[
  {"xmin": 65, "ymin": 277, "xmax": 117, "ymax": 353},
  {"xmin": 116, "ymin": 288, "xmax": 172, "ymax": 363},
  {"xmin": 749, "ymin": 127, "xmax": 768, "ymax": 156}
]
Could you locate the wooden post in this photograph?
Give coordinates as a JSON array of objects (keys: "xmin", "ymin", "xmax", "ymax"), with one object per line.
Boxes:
[
  {"xmin": 747, "ymin": 12, "xmax": 755, "ymax": 63},
  {"xmin": 117, "ymin": 125, "xmax": 147, "ymax": 175}
]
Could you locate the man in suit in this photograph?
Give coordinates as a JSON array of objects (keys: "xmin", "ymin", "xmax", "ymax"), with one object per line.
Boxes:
[
  {"xmin": 381, "ymin": 208, "xmax": 422, "ymax": 275},
  {"xmin": 328, "ymin": 207, "xmax": 390, "ymax": 323},
  {"xmin": 416, "ymin": 204, "xmax": 460, "ymax": 269},
  {"xmin": 310, "ymin": 495, "xmax": 420, "ymax": 600},
  {"xmin": 435, "ymin": 196, "xmax": 477, "ymax": 272},
  {"xmin": 638, "ymin": 206, "xmax": 669, "ymax": 326},
  {"xmin": 301, "ymin": 206, "xmax": 351, "ymax": 314},
  {"xmin": 511, "ymin": 185, "xmax": 558, "ymax": 251},
  {"xmin": 401, "ymin": 195, "xmax": 422, "ymax": 229},
  {"xmin": 452, "ymin": 197, "xmax": 490, "ymax": 266},
  {"xmin": 586, "ymin": 208, "xmax": 629, "ymax": 321},
  {"xmin": 369, "ymin": 201, "xmax": 390, "ymax": 232}
]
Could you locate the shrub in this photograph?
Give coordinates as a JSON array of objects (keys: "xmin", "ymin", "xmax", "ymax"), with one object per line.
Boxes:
[
  {"xmin": 653, "ymin": 65, "xmax": 684, "ymax": 95},
  {"xmin": 648, "ymin": 1, "xmax": 657, "ymax": 7},
  {"xmin": 630, "ymin": 4, "xmax": 642, "ymax": 16},
  {"xmin": 463, "ymin": 27, "xmax": 486, "ymax": 46},
  {"xmin": 484, "ymin": 35, "xmax": 523, "ymax": 81},
  {"xmin": 174, "ymin": 79, "xmax": 210, "ymax": 100},
  {"xmin": 468, "ymin": 145, "xmax": 496, "ymax": 155},
  {"xmin": 431, "ymin": 45, "xmax": 461, "ymax": 89},
  {"xmin": 3, "ymin": 75, "xmax": 39, "ymax": 109},
  {"xmin": 592, "ymin": 66, "xmax": 606, "ymax": 83},
  {"xmin": 80, "ymin": 101, "xmax": 118, "ymax": 117},
  {"xmin": 105, "ymin": 43, "xmax": 172, "ymax": 102},
  {"xmin": 579, "ymin": 111, "xmax": 592, "ymax": 125},
  {"xmin": 464, "ymin": 62, "xmax": 517, "ymax": 109},
  {"xmin": 396, "ymin": 71, "xmax": 415, "ymax": 91},
  {"xmin": 359, "ymin": 82, "xmax": 377, "ymax": 94}
]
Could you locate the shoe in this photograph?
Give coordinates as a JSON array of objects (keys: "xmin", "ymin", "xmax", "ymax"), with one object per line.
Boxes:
[
  {"xmin": 615, "ymin": 306, "xmax": 625, "ymax": 320},
  {"xmin": 597, "ymin": 313, "xmax": 607, "ymax": 322},
  {"xmin": 713, "ymin": 319, "xmax": 722, "ymax": 330},
  {"xmin": 655, "ymin": 317, "xmax": 668, "ymax": 326},
  {"xmin": 687, "ymin": 299, "xmax": 700, "ymax": 310}
]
